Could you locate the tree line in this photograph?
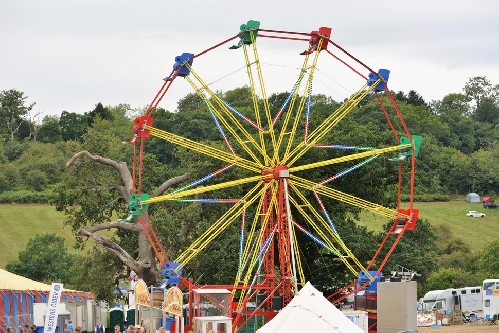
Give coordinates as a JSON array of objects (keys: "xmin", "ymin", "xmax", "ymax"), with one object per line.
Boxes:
[{"xmin": 1, "ymin": 76, "xmax": 498, "ymax": 302}]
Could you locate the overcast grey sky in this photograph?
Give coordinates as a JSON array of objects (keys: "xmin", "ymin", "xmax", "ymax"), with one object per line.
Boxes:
[{"xmin": 1, "ymin": 0, "xmax": 498, "ymax": 118}]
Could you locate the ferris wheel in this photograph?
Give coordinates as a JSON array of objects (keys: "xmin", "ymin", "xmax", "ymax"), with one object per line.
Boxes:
[{"xmin": 124, "ymin": 20, "xmax": 421, "ymax": 330}]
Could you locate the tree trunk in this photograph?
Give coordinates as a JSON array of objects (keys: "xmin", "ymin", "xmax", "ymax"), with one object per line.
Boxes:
[{"xmin": 67, "ymin": 150, "xmax": 188, "ymax": 286}]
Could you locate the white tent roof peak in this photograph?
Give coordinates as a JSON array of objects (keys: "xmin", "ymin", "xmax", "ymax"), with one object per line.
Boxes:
[{"xmin": 257, "ymin": 282, "xmax": 363, "ymax": 333}]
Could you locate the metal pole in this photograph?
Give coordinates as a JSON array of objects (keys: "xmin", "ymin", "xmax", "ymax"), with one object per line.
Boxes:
[{"xmin": 283, "ymin": 178, "xmax": 298, "ymax": 293}]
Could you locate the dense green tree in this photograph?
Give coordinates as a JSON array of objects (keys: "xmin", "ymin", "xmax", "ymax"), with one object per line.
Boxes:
[
  {"xmin": 3, "ymin": 139, "xmax": 30, "ymax": 161},
  {"xmin": 438, "ymin": 147, "xmax": 470, "ymax": 194},
  {"xmin": 12, "ymin": 142, "xmax": 73, "ymax": 185},
  {"xmin": 17, "ymin": 119, "xmax": 36, "ymax": 141},
  {"xmin": 433, "ymin": 224, "xmax": 471, "ymax": 255},
  {"xmin": 380, "ymin": 219, "xmax": 438, "ymax": 290},
  {"xmin": 88, "ymin": 102, "xmax": 114, "ymax": 125},
  {"xmin": 464, "ymin": 76, "xmax": 493, "ymax": 111},
  {"xmin": 67, "ymin": 249, "xmax": 121, "ymax": 303},
  {"xmin": 416, "ymin": 142, "xmax": 470, "ymax": 195},
  {"xmin": 463, "ymin": 76, "xmax": 499, "ymax": 127},
  {"xmin": 0, "ymin": 89, "xmax": 35, "ymax": 141},
  {"xmin": 395, "ymin": 90, "xmax": 427, "ymax": 107},
  {"xmin": 469, "ymin": 147, "xmax": 499, "ymax": 195},
  {"xmin": 106, "ymin": 104, "xmax": 134, "ymax": 138},
  {"xmin": 6, "ymin": 233, "xmax": 75, "ymax": 283},
  {"xmin": 430, "ymin": 93, "xmax": 470, "ymax": 116},
  {"xmin": 479, "ymin": 239, "xmax": 499, "ymax": 276},
  {"xmin": 425, "ymin": 267, "xmax": 483, "ymax": 292},
  {"xmin": 474, "ymin": 96, "xmax": 499, "ymax": 125},
  {"xmin": 37, "ymin": 115, "xmax": 63, "ymax": 143},
  {"xmin": 24, "ymin": 169, "xmax": 48, "ymax": 191},
  {"xmin": 222, "ymin": 86, "xmax": 253, "ymax": 106},
  {"xmin": 54, "ymin": 117, "xmax": 188, "ymax": 286},
  {"xmin": 59, "ymin": 111, "xmax": 89, "ymax": 141},
  {"xmin": 176, "ymin": 93, "xmax": 203, "ymax": 113},
  {"xmin": 0, "ymin": 163, "xmax": 20, "ymax": 192},
  {"xmin": 0, "ymin": 137, "xmax": 7, "ymax": 165},
  {"xmin": 437, "ymin": 251, "xmax": 481, "ymax": 275}
]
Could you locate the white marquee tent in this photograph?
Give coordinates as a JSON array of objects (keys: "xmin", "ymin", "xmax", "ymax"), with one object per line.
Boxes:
[{"xmin": 256, "ymin": 282, "xmax": 363, "ymax": 333}]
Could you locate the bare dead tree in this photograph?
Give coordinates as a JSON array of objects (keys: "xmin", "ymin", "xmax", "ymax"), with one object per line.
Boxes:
[{"xmin": 66, "ymin": 150, "xmax": 188, "ymax": 286}]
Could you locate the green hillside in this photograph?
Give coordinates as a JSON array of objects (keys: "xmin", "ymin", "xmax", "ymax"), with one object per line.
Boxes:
[
  {"xmin": 356, "ymin": 200, "xmax": 499, "ymax": 250},
  {"xmin": 1, "ymin": 201, "xmax": 498, "ymax": 268},
  {"xmin": 0, "ymin": 204, "xmax": 77, "ymax": 268}
]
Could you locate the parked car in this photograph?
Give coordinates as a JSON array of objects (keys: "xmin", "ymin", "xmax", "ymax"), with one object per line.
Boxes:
[
  {"xmin": 466, "ymin": 211, "xmax": 486, "ymax": 217},
  {"xmin": 484, "ymin": 202, "xmax": 498, "ymax": 209},
  {"xmin": 483, "ymin": 196, "xmax": 495, "ymax": 203}
]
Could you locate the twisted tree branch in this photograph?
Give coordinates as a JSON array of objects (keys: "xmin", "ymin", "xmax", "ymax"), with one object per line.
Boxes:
[
  {"xmin": 66, "ymin": 150, "xmax": 189, "ymax": 286},
  {"xmin": 86, "ymin": 220, "xmax": 142, "ymax": 233},
  {"xmin": 78, "ymin": 228, "xmax": 143, "ymax": 273},
  {"xmin": 67, "ymin": 150, "xmax": 133, "ymax": 197},
  {"xmin": 152, "ymin": 174, "xmax": 189, "ymax": 197}
]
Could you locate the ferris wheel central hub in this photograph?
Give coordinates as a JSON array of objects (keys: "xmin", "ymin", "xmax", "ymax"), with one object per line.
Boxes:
[{"xmin": 261, "ymin": 165, "xmax": 289, "ymax": 182}]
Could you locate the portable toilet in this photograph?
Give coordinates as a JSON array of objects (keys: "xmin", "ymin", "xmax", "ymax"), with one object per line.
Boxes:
[
  {"xmin": 125, "ymin": 308, "xmax": 135, "ymax": 327},
  {"xmin": 109, "ymin": 308, "xmax": 124, "ymax": 332}
]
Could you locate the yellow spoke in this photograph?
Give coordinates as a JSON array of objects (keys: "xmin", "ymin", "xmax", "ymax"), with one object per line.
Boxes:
[
  {"xmin": 175, "ymin": 182, "xmax": 269, "ymax": 266},
  {"xmin": 235, "ymin": 186, "xmax": 268, "ymax": 281},
  {"xmin": 282, "ymin": 39, "xmax": 324, "ymax": 163},
  {"xmin": 288, "ymin": 184, "xmax": 342, "ymax": 246},
  {"xmin": 248, "ymin": 39, "xmax": 277, "ymax": 164},
  {"xmin": 287, "ymin": 190, "xmax": 359, "ymax": 276},
  {"xmin": 289, "ymin": 183, "xmax": 371, "ymax": 278},
  {"xmin": 186, "ymin": 69, "xmax": 267, "ymax": 165},
  {"xmin": 234, "ymin": 187, "xmax": 277, "ymax": 310},
  {"xmin": 289, "ymin": 143, "xmax": 411, "ymax": 173},
  {"xmin": 291, "ymin": 175, "xmax": 408, "ymax": 219},
  {"xmin": 283, "ymin": 80, "xmax": 380, "ymax": 166},
  {"xmin": 234, "ymin": 189, "xmax": 265, "ymax": 284},
  {"xmin": 148, "ymin": 126, "xmax": 262, "ymax": 172},
  {"xmin": 274, "ymin": 53, "xmax": 311, "ymax": 163},
  {"xmin": 243, "ymin": 45, "xmax": 269, "ymax": 165},
  {"xmin": 145, "ymin": 174, "xmax": 266, "ymax": 204}
]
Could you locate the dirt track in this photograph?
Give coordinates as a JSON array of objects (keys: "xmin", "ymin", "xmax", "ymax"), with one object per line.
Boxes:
[{"xmin": 417, "ymin": 323, "xmax": 499, "ymax": 332}]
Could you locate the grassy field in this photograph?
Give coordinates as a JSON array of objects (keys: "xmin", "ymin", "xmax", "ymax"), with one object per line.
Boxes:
[
  {"xmin": 1, "ymin": 200, "xmax": 498, "ymax": 269},
  {"xmin": 356, "ymin": 200, "xmax": 499, "ymax": 251},
  {"xmin": 0, "ymin": 204, "xmax": 77, "ymax": 268}
]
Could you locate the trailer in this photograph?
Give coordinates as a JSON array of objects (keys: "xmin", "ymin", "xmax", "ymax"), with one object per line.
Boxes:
[
  {"xmin": 421, "ymin": 286, "xmax": 483, "ymax": 320},
  {"xmin": 483, "ymin": 279, "xmax": 499, "ymax": 321}
]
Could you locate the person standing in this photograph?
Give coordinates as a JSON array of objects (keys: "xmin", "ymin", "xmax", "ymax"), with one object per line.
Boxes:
[
  {"xmin": 95, "ymin": 319, "xmax": 105, "ymax": 333},
  {"xmin": 66, "ymin": 321, "xmax": 74, "ymax": 333}
]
